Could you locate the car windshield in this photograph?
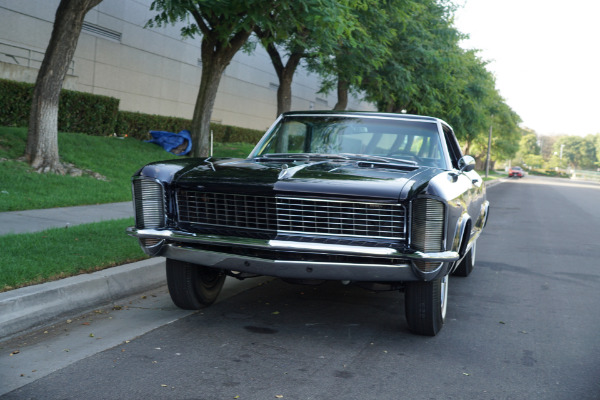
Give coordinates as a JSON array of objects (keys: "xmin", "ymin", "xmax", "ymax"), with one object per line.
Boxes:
[{"xmin": 251, "ymin": 115, "xmax": 447, "ymax": 168}]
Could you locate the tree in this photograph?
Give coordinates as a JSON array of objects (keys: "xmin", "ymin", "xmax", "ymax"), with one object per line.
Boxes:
[
  {"xmin": 552, "ymin": 136, "xmax": 597, "ymax": 169},
  {"xmin": 358, "ymin": 0, "xmax": 463, "ymax": 115},
  {"xmin": 25, "ymin": 0, "xmax": 103, "ymax": 174},
  {"xmin": 596, "ymin": 134, "xmax": 600, "ymax": 167},
  {"xmin": 519, "ymin": 133, "xmax": 540, "ymax": 156},
  {"xmin": 253, "ymin": 0, "xmax": 356, "ymax": 116},
  {"xmin": 148, "ymin": 0, "xmax": 282, "ymax": 157},
  {"xmin": 310, "ymin": 0, "xmax": 401, "ymax": 111}
]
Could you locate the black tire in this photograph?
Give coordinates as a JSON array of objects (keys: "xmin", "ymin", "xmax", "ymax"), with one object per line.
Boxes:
[
  {"xmin": 405, "ymin": 275, "xmax": 448, "ymax": 336},
  {"xmin": 166, "ymin": 258, "xmax": 226, "ymax": 310},
  {"xmin": 453, "ymin": 241, "xmax": 476, "ymax": 277}
]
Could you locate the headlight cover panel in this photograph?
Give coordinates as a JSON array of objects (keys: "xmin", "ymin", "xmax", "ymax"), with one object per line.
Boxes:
[
  {"xmin": 132, "ymin": 177, "xmax": 166, "ymax": 230},
  {"xmin": 411, "ymin": 197, "xmax": 446, "ymax": 273}
]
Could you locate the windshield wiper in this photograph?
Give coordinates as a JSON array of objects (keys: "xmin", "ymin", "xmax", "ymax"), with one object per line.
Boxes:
[
  {"xmin": 256, "ymin": 153, "xmax": 350, "ymax": 161},
  {"xmin": 339, "ymin": 153, "xmax": 418, "ymax": 166}
]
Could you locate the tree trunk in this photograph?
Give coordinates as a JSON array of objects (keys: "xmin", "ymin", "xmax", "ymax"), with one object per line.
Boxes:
[
  {"xmin": 25, "ymin": 0, "xmax": 102, "ymax": 174},
  {"xmin": 276, "ymin": 53, "xmax": 302, "ymax": 116},
  {"xmin": 263, "ymin": 41, "xmax": 302, "ymax": 117},
  {"xmin": 333, "ymin": 78, "xmax": 349, "ymax": 111},
  {"xmin": 191, "ymin": 31, "xmax": 252, "ymax": 158}
]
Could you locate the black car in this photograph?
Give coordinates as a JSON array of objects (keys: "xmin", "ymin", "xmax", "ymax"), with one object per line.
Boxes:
[{"xmin": 128, "ymin": 111, "xmax": 489, "ymax": 336}]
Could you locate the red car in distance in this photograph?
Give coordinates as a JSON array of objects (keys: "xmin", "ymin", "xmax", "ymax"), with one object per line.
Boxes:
[{"xmin": 509, "ymin": 166, "xmax": 524, "ymax": 178}]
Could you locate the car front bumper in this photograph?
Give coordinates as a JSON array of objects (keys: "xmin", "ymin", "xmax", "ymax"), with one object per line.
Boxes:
[{"xmin": 127, "ymin": 227, "xmax": 460, "ymax": 282}]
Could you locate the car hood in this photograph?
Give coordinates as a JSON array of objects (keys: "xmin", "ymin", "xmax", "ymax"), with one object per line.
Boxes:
[{"xmin": 141, "ymin": 158, "xmax": 440, "ymax": 201}]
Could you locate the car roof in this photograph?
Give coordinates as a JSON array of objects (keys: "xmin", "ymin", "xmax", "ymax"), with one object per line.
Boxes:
[{"xmin": 281, "ymin": 110, "xmax": 442, "ymax": 124}]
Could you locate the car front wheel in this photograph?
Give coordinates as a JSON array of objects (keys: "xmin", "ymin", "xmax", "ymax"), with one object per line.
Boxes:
[
  {"xmin": 453, "ymin": 241, "xmax": 476, "ymax": 277},
  {"xmin": 404, "ymin": 275, "xmax": 448, "ymax": 336},
  {"xmin": 166, "ymin": 258, "xmax": 226, "ymax": 310}
]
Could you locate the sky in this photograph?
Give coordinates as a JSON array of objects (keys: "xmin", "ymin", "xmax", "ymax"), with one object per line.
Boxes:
[{"xmin": 453, "ymin": 0, "xmax": 600, "ymax": 136}]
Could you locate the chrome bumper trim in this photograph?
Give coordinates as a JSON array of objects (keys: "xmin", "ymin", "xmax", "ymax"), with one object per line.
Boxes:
[
  {"xmin": 127, "ymin": 227, "xmax": 460, "ymax": 262},
  {"xmin": 160, "ymin": 244, "xmax": 417, "ymax": 281}
]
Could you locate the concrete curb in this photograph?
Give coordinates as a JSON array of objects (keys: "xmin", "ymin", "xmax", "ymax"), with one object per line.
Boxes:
[
  {"xmin": 0, "ymin": 258, "xmax": 166, "ymax": 340},
  {"xmin": 484, "ymin": 178, "xmax": 505, "ymax": 189}
]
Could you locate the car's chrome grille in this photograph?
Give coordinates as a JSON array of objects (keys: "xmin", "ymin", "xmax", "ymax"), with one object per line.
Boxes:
[
  {"xmin": 276, "ymin": 197, "xmax": 405, "ymax": 239},
  {"xmin": 177, "ymin": 191, "xmax": 406, "ymax": 240},
  {"xmin": 177, "ymin": 191, "xmax": 278, "ymax": 231}
]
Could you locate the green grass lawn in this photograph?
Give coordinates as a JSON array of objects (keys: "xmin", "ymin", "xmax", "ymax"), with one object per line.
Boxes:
[
  {"xmin": 0, "ymin": 126, "xmax": 256, "ymax": 211},
  {"xmin": 0, "ymin": 126, "xmax": 257, "ymax": 291},
  {"xmin": 0, "ymin": 218, "xmax": 146, "ymax": 292}
]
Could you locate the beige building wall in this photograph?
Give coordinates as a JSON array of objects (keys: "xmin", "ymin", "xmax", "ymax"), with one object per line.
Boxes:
[{"xmin": 0, "ymin": 0, "xmax": 374, "ymax": 133}]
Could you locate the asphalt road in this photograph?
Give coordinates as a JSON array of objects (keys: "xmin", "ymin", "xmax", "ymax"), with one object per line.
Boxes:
[{"xmin": 2, "ymin": 176, "xmax": 599, "ymax": 399}]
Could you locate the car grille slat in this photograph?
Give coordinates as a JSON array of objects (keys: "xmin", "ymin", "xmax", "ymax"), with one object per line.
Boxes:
[{"xmin": 177, "ymin": 191, "xmax": 406, "ymax": 240}]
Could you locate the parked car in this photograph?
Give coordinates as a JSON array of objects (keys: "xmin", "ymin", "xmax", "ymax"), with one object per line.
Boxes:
[
  {"xmin": 508, "ymin": 166, "xmax": 524, "ymax": 178},
  {"xmin": 128, "ymin": 111, "xmax": 489, "ymax": 336}
]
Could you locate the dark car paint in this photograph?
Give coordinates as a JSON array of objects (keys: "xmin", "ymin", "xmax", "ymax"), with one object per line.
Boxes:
[
  {"xmin": 131, "ymin": 112, "xmax": 488, "ymax": 284},
  {"xmin": 139, "ymin": 158, "xmax": 438, "ymax": 202},
  {"xmin": 136, "ymin": 156, "xmax": 485, "ymax": 270}
]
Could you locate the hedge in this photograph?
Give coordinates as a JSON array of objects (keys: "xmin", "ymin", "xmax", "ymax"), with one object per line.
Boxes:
[
  {"xmin": 115, "ymin": 111, "xmax": 190, "ymax": 140},
  {"xmin": 116, "ymin": 111, "xmax": 265, "ymax": 144},
  {"xmin": 0, "ymin": 78, "xmax": 265, "ymax": 144},
  {"xmin": 0, "ymin": 79, "xmax": 119, "ymax": 136},
  {"xmin": 0, "ymin": 79, "xmax": 31, "ymax": 127},
  {"xmin": 58, "ymin": 90, "xmax": 119, "ymax": 136}
]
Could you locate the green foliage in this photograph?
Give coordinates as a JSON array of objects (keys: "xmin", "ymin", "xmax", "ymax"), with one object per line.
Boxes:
[
  {"xmin": 553, "ymin": 135, "xmax": 598, "ymax": 169},
  {"xmin": 0, "ymin": 79, "xmax": 32, "ymax": 127},
  {"xmin": 116, "ymin": 111, "xmax": 264, "ymax": 143},
  {"xmin": 519, "ymin": 133, "xmax": 540, "ymax": 155},
  {"xmin": 595, "ymin": 134, "xmax": 600, "ymax": 166},
  {"xmin": 58, "ymin": 90, "xmax": 119, "ymax": 136},
  {"xmin": 523, "ymin": 154, "xmax": 544, "ymax": 168},
  {"xmin": 345, "ymin": 0, "xmax": 521, "ymax": 161},
  {"xmin": 0, "ymin": 126, "xmax": 180, "ymax": 211},
  {"xmin": 211, "ymin": 123, "xmax": 265, "ymax": 144},
  {"xmin": 147, "ymin": 0, "xmax": 284, "ymax": 156},
  {"xmin": 116, "ymin": 111, "xmax": 191, "ymax": 140},
  {"xmin": 0, "ymin": 126, "xmax": 259, "ymax": 211},
  {"xmin": 304, "ymin": 0, "xmax": 395, "ymax": 99},
  {"xmin": 0, "ymin": 79, "xmax": 119, "ymax": 136},
  {"xmin": 0, "ymin": 218, "xmax": 145, "ymax": 291},
  {"xmin": 254, "ymin": 0, "xmax": 362, "ymax": 113}
]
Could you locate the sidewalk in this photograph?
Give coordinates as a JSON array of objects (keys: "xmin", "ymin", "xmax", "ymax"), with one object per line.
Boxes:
[
  {"xmin": 0, "ymin": 202, "xmax": 133, "ymax": 235},
  {"xmin": 0, "ymin": 201, "xmax": 169, "ymax": 341}
]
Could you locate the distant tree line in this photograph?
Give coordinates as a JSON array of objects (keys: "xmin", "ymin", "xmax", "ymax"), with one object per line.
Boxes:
[{"xmin": 516, "ymin": 131, "xmax": 600, "ymax": 171}]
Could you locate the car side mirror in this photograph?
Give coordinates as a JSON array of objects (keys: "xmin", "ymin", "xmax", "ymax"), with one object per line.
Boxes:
[{"xmin": 458, "ymin": 156, "xmax": 476, "ymax": 173}]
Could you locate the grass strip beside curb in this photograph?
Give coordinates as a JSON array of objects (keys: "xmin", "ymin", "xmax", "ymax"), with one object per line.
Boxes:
[{"xmin": 0, "ymin": 218, "xmax": 147, "ymax": 292}]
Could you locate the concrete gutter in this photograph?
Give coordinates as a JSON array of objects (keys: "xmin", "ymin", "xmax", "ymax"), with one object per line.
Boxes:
[{"xmin": 0, "ymin": 258, "xmax": 166, "ymax": 341}]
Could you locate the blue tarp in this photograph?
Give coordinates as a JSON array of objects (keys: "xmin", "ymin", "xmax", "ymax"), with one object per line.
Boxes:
[{"xmin": 146, "ymin": 130, "xmax": 192, "ymax": 156}]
